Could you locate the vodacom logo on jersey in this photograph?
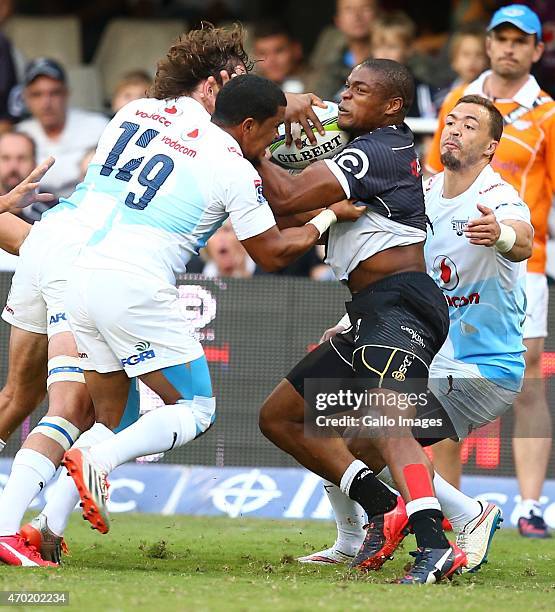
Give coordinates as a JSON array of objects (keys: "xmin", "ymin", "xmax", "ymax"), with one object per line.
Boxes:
[
  {"xmin": 432, "ymin": 255, "xmax": 480, "ymax": 308},
  {"xmin": 135, "ymin": 109, "xmax": 172, "ymax": 127},
  {"xmin": 433, "ymin": 255, "xmax": 459, "ymax": 291}
]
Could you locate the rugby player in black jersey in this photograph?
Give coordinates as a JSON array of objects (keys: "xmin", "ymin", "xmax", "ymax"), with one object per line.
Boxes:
[{"xmin": 254, "ymin": 58, "xmax": 466, "ymax": 584}]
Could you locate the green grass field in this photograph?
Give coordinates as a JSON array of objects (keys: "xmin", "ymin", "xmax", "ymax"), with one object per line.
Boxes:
[{"xmin": 0, "ymin": 514, "xmax": 554, "ymax": 611}]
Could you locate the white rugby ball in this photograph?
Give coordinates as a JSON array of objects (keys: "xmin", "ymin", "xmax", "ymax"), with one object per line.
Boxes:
[{"xmin": 269, "ymin": 101, "xmax": 349, "ymax": 170}]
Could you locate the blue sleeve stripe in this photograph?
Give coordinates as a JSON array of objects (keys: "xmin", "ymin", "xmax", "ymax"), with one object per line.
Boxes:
[
  {"xmin": 48, "ymin": 366, "xmax": 84, "ymax": 376},
  {"xmin": 39, "ymin": 422, "xmax": 75, "ymax": 447}
]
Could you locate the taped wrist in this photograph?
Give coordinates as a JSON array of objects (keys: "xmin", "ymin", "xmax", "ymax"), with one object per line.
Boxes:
[
  {"xmin": 495, "ymin": 223, "xmax": 517, "ymax": 253},
  {"xmin": 306, "ymin": 209, "xmax": 337, "ymax": 238}
]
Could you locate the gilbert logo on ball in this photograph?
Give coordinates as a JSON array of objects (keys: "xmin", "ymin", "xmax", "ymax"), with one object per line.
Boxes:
[{"xmin": 269, "ymin": 101, "xmax": 349, "ymax": 170}]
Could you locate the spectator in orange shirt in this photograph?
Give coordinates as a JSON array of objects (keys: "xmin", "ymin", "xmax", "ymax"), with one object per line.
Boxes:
[{"xmin": 426, "ymin": 4, "xmax": 555, "ymax": 538}]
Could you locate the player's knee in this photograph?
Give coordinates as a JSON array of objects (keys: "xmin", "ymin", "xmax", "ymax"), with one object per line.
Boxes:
[
  {"xmin": 0, "ymin": 379, "xmax": 44, "ymax": 416},
  {"xmin": 30, "ymin": 415, "xmax": 82, "ymax": 452},
  {"xmin": 188, "ymin": 395, "xmax": 216, "ymax": 437},
  {"xmin": 56, "ymin": 404, "xmax": 94, "ymax": 432},
  {"xmin": 0, "ymin": 382, "xmax": 16, "ymax": 405},
  {"xmin": 258, "ymin": 402, "xmax": 281, "ymax": 441}
]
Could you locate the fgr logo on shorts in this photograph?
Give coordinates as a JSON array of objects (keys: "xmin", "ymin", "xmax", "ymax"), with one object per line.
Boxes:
[{"xmin": 121, "ymin": 341, "xmax": 156, "ymax": 367}]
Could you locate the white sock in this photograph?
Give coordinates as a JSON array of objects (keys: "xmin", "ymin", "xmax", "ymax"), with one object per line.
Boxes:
[
  {"xmin": 339, "ymin": 459, "xmax": 368, "ymax": 496},
  {"xmin": 323, "ymin": 481, "xmax": 366, "ymax": 556},
  {"xmin": 376, "ymin": 467, "xmax": 481, "ymax": 532},
  {"xmin": 0, "ymin": 449, "xmax": 56, "ymax": 536},
  {"xmin": 432, "ymin": 472, "xmax": 481, "ymax": 531},
  {"xmin": 518, "ymin": 498, "xmax": 543, "ymax": 518},
  {"xmin": 0, "ymin": 438, "xmax": 6, "ymax": 453},
  {"xmin": 43, "ymin": 423, "xmax": 114, "ymax": 537},
  {"xmin": 89, "ymin": 405, "xmax": 197, "ymax": 473}
]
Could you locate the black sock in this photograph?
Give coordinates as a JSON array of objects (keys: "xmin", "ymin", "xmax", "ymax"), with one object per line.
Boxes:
[
  {"xmin": 410, "ymin": 509, "xmax": 449, "ymax": 549},
  {"xmin": 348, "ymin": 468, "xmax": 398, "ymax": 518}
]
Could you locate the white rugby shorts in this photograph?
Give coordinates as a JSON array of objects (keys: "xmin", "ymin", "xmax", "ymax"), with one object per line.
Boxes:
[
  {"xmin": 429, "ymin": 353, "xmax": 518, "ymax": 440},
  {"xmin": 65, "ymin": 267, "xmax": 205, "ymax": 376},
  {"xmin": 1, "ymin": 213, "xmax": 86, "ymax": 338},
  {"xmin": 523, "ymin": 272, "xmax": 548, "ymax": 339}
]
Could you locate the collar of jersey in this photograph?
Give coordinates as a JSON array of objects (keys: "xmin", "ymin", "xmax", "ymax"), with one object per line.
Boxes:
[
  {"xmin": 172, "ymin": 95, "xmax": 212, "ymax": 119},
  {"xmin": 465, "ymin": 70, "xmax": 541, "ymax": 109},
  {"xmin": 437, "ymin": 165, "xmax": 493, "ymax": 205}
]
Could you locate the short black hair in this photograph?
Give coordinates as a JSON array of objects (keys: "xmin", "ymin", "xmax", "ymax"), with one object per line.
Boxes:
[
  {"xmin": 253, "ymin": 20, "xmax": 291, "ymax": 41},
  {"xmin": 456, "ymin": 94, "xmax": 504, "ymax": 142},
  {"xmin": 360, "ymin": 58, "xmax": 415, "ymax": 114},
  {"xmin": 212, "ymin": 74, "xmax": 287, "ymax": 126}
]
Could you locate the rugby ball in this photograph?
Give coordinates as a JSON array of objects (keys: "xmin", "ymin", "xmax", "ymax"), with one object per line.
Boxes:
[{"xmin": 269, "ymin": 101, "xmax": 349, "ymax": 170}]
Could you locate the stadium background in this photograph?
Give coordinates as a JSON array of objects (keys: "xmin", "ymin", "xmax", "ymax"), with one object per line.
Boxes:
[{"xmin": 1, "ymin": 273, "xmax": 554, "ymax": 481}]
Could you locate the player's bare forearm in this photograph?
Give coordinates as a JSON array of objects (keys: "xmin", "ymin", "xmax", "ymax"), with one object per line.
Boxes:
[
  {"xmin": 0, "ymin": 212, "xmax": 31, "ymax": 255},
  {"xmin": 241, "ymin": 224, "xmax": 320, "ymax": 272},
  {"xmin": 274, "ymin": 210, "xmax": 323, "ymax": 230},
  {"xmin": 259, "ymin": 158, "xmax": 345, "ymax": 215},
  {"xmin": 501, "ymin": 220, "xmax": 533, "ymax": 262}
]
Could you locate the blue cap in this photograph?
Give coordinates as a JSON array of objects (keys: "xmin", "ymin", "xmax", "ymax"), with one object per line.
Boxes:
[{"xmin": 487, "ymin": 4, "xmax": 542, "ymax": 41}]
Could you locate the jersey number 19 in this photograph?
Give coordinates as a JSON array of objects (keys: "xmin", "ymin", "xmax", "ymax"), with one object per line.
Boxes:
[{"xmin": 101, "ymin": 121, "xmax": 174, "ymax": 210}]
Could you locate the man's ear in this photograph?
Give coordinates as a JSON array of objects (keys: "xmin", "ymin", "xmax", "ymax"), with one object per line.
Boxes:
[
  {"xmin": 201, "ymin": 79, "xmax": 218, "ymax": 114},
  {"xmin": 385, "ymin": 96, "xmax": 404, "ymax": 116},
  {"xmin": 485, "ymin": 139, "xmax": 498, "ymax": 159},
  {"xmin": 532, "ymin": 40, "xmax": 545, "ymax": 64},
  {"xmin": 241, "ymin": 117, "xmax": 255, "ymax": 134}
]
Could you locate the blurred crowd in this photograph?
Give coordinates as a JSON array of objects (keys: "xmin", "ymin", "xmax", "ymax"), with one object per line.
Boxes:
[{"xmin": 0, "ymin": 0, "xmax": 554, "ymax": 278}]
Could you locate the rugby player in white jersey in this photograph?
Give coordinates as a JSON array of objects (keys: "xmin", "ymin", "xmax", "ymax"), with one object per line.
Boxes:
[
  {"xmin": 296, "ymin": 95, "xmax": 533, "ymax": 574},
  {"xmin": 0, "ymin": 71, "xmax": 362, "ymax": 567},
  {"xmin": 0, "ymin": 25, "xmax": 344, "ymax": 567}
]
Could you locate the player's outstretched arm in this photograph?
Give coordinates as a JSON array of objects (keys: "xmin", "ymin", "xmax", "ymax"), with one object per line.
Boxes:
[
  {"xmin": 465, "ymin": 204, "xmax": 533, "ymax": 262},
  {"xmin": 240, "ymin": 200, "xmax": 364, "ymax": 272},
  {"xmin": 0, "ymin": 157, "xmax": 56, "ymax": 214},
  {"xmin": 0, "ymin": 213, "xmax": 31, "ymax": 255},
  {"xmin": 258, "ymin": 157, "xmax": 346, "ymax": 216}
]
